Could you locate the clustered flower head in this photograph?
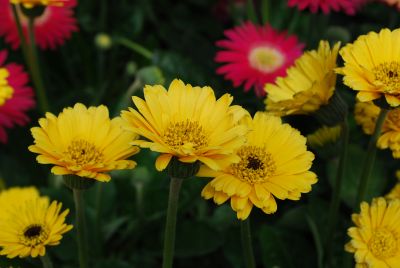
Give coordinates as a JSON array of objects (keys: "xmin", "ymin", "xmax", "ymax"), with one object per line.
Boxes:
[
  {"xmin": 0, "ymin": 186, "xmax": 72, "ymax": 258},
  {"xmin": 215, "ymin": 21, "xmax": 304, "ymax": 97},
  {"xmin": 0, "ymin": 50, "xmax": 35, "ymax": 143}
]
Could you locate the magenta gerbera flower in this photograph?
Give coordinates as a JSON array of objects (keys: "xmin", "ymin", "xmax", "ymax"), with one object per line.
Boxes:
[
  {"xmin": 215, "ymin": 22, "xmax": 304, "ymax": 97},
  {"xmin": 0, "ymin": 50, "xmax": 35, "ymax": 143},
  {"xmin": 287, "ymin": 0, "xmax": 368, "ymax": 15},
  {"xmin": 0, "ymin": 0, "xmax": 78, "ymax": 50}
]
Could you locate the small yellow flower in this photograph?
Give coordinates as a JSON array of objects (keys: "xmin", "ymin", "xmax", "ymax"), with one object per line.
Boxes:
[
  {"xmin": 199, "ymin": 112, "xmax": 317, "ymax": 220},
  {"xmin": 0, "ymin": 187, "xmax": 72, "ymax": 258},
  {"xmin": 338, "ymin": 28, "xmax": 400, "ymax": 107},
  {"xmin": 354, "ymin": 101, "xmax": 400, "ymax": 158},
  {"xmin": 345, "ymin": 198, "xmax": 400, "ymax": 267},
  {"xmin": 265, "ymin": 41, "xmax": 340, "ymax": 116},
  {"xmin": 307, "ymin": 125, "xmax": 341, "ymax": 148},
  {"xmin": 29, "ymin": 103, "xmax": 139, "ymax": 182},
  {"xmin": 10, "ymin": 0, "xmax": 66, "ymax": 8},
  {"xmin": 121, "ymin": 79, "xmax": 248, "ymax": 172}
]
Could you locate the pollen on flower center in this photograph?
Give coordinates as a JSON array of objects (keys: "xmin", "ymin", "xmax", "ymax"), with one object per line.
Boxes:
[
  {"xmin": 368, "ymin": 229, "xmax": 398, "ymax": 259},
  {"xmin": 248, "ymin": 46, "xmax": 284, "ymax": 73},
  {"xmin": 10, "ymin": 0, "xmax": 65, "ymax": 8},
  {"xmin": 21, "ymin": 224, "xmax": 48, "ymax": 246},
  {"xmin": 373, "ymin": 62, "xmax": 400, "ymax": 94},
  {"xmin": 0, "ymin": 68, "xmax": 13, "ymax": 107},
  {"xmin": 163, "ymin": 120, "xmax": 208, "ymax": 150},
  {"xmin": 64, "ymin": 139, "xmax": 103, "ymax": 167},
  {"xmin": 231, "ymin": 145, "xmax": 276, "ymax": 184}
]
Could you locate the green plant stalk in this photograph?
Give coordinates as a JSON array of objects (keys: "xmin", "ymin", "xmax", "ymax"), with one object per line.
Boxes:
[
  {"xmin": 325, "ymin": 118, "xmax": 349, "ymax": 267},
  {"xmin": 40, "ymin": 254, "xmax": 53, "ymax": 268},
  {"xmin": 241, "ymin": 218, "xmax": 256, "ymax": 268},
  {"xmin": 356, "ymin": 108, "xmax": 388, "ymax": 205},
  {"xmin": 246, "ymin": 0, "xmax": 259, "ymax": 24},
  {"xmin": 261, "ymin": 0, "xmax": 270, "ymax": 24},
  {"xmin": 73, "ymin": 189, "xmax": 89, "ymax": 268},
  {"xmin": 27, "ymin": 17, "xmax": 50, "ymax": 113},
  {"xmin": 11, "ymin": 5, "xmax": 29, "ymax": 61},
  {"xmin": 162, "ymin": 177, "xmax": 183, "ymax": 268},
  {"xmin": 94, "ymin": 183, "xmax": 103, "ymax": 257},
  {"xmin": 115, "ymin": 37, "xmax": 153, "ymax": 60}
]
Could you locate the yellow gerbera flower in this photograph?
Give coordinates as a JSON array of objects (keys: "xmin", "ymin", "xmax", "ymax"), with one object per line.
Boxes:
[
  {"xmin": 354, "ymin": 101, "xmax": 400, "ymax": 158},
  {"xmin": 0, "ymin": 187, "xmax": 72, "ymax": 258},
  {"xmin": 265, "ymin": 41, "xmax": 340, "ymax": 116},
  {"xmin": 199, "ymin": 112, "xmax": 317, "ymax": 220},
  {"xmin": 10, "ymin": 0, "xmax": 66, "ymax": 8},
  {"xmin": 338, "ymin": 28, "xmax": 400, "ymax": 107},
  {"xmin": 121, "ymin": 79, "xmax": 248, "ymax": 172},
  {"xmin": 345, "ymin": 198, "xmax": 400, "ymax": 267},
  {"xmin": 29, "ymin": 103, "xmax": 139, "ymax": 182}
]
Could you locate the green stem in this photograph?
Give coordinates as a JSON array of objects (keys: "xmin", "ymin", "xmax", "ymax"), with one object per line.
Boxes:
[
  {"xmin": 246, "ymin": 0, "xmax": 259, "ymax": 24},
  {"xmin": 73, "ymin": 189, "xmax": 88, "ymax": 268},
  {"xmin": 240, "ymin": 218, "xmax": 256, "ymax": 268},
  {"xmin": 261, "ymin": 0, "xmax": 270, "ymax": 24},
  {"xmin": 162, "ymin": 177, "xmax": 183, "ymax": 268},
  {"xmin": 325, "ymin": 118, "xmax": 349, "ymax": 267},
  {"xmin": 356, "ymin": 108, "xmax": 388, "ymax": 205},
  {"xmin": 10, "ymin": 5, "xmax": 29, "ymax": 60},
  {"xmin": 40, "ymin": 254, "xmax": 53, "ymax": 268},
  {"xmin": 94, "ymin": 183, "xmax": 103, "ymax": 257},
  {"xmin": 27, "ymin": 16, "xmax": 50, "ymax": 113},
  {"xmin": 115, "ymin": 37, "xmax": 153, "ymax": 60}
]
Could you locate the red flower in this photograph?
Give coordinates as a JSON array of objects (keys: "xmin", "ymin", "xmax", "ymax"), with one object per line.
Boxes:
[
  {"xmin": 215, "ymin": 22, "xmax": 304, "ymax": 97},
  {"xmin": 287, "ymin": 0, "xmax": 368, "ymax": 15},
  {"xmin": 0, "ymin": 50, "xmax": 35, "ymax": 143},
  {"xmin": 0, "ymin": 0, "xmax": 78, "ymax": 50}
]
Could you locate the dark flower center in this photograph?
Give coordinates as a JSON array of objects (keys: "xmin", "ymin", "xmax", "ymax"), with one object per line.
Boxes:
[{"xmin": 23, "ymin": 224, "xmax": 42, "ymax": 239}]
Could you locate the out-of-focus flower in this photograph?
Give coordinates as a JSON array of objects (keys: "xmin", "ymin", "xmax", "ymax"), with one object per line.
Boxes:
[
  {"xmin": 265, "ymin": 41, "xmax": 340, "ymax": 116},
  {"xmin": 29, "ymin": 103, "xmax": 139, "ymax": 182},
  {"xmin": 0, "ymin": 186, "xmax": 72, "ymax": 258},
  {"xmin": 345, "ymin": 198, "xmax": 400, "ymax": 267},
  {"xmin": 121, "ymin": 79, "xmax": 249, "ymax": 172},
  {"xmin": 215, "ymin": 22, "xmax": 304, "ymax": 97},
  {"xmin": 95, "ymin": 33, "xmax": 112, "ymax": 50},
  {"xmin": 381, "ymin": 0, "xmax": 400, "ymax": 10},
  {"xmin": 0, "ymin": 50, "xmax": 35, "ymax": 143},
  {"xmin": 0, "ymin": 0, "xmax": 78, "ymax": 50},
  {"xmin": 338, "ymin": 28, "xmax": 400, "ymax": 107},
  {"xmin": 199, "ymin": 112, "xmax": 317, "ymax": 220},
  {"xmin": 287, "ymin": 0, "xmax": 368, "ymax": 15},
  {"xmin": 307, "ymin": 125, "xmax": 341, "ymax": 148}
]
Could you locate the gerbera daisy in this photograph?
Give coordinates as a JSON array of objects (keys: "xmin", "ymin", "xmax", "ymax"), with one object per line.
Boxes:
[
  {"xmin": 121, "ymin": 79, "xmax": 249, "ymax": 172},
  {"xmin": 354, "ymin": 101, "xmax": 400, "ymax": 158},
  {"xmin": 0, "ymin": 188, "xmax": 72, "ymax": 258},
  {"xmin": 0, "ymin": 186, "xmax": 41, "ymax": 219},
  {"xmin": 265, "ymin": 41, "xmax": 340, "ymax": 116},
  {"xmin": 28, "ymin": 103, "xmax": 140, "ymax": 182},
  {"xmin": 215, "ymin": 22, "xmax": 304, "ymax": 97},
  {"xmin": 0, "ymin": 0, "xmax": 78, "ymax": 50},
  {"xmin": 338, "ymin": 28, "xmax": 400, "ymax": 107},
  {"xmin": 199, "ymin": 112, "xmax": 317, "ymax": 220},
  {"xmin": 0, "ymin": 50, "xmax": 35, "ymax": 143},
  {"xmin": 345, "ymin": 198, "xmax": 400, "ymax": 267},
  {"xmin": 287, "ymin": 0, "xmax": 368, "ymax": 15}
]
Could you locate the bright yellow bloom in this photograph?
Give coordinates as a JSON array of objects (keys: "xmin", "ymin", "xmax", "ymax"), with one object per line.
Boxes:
[
  {"xmin": 121, "ymin": 79, "xmax": 248, "ymax": 171},
  {"xmin": 10, "ymin": 0, "xmax": 66, "ymax": 8},
  {"xmin": 265, "ymin": 41, "xmax": 340, "ymax": 116},
  {"xmin": 345, "ymin": 198, "xmax": 400, "ymax": 267},
  {"xmin": 29, "ymin": 103, "xmax": 139, "ymax": 182},
  {"xmin": 307, "ymin": 125, "xmax": 341, "ymax": 148},
  {"xmin": 354, "ymin": 101, "xmax": 400, "ymax": 158},
  {"xmin": 0, "ymin": 187, "xmax": 72, "ymax": 258},
  {"xmin": 0, "ymin": 68, "xmax": 13, "ymax": 107},
  {"xmin": 199, "ymin": 112, "xmax": 317, "ymax": 220},
  {"xmin": 338, "ymin": 28, "xmax": 400, "ymax": 107}
]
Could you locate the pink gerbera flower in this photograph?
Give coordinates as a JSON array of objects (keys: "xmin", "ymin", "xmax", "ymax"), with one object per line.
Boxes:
[
  {"xmin": 215, "ymin": 22, "xmax": 304, "ymax": 97},
  {"xmin": 287, "ymin": 0, "xmax": 368, "ymax": 15},
  {"xmin": 0, "ymin": 0, "xmax": 78, "ymax": 50},
  {"xmin": 0, "ymin": 50, "xmax": 35, "ymax": 143}
]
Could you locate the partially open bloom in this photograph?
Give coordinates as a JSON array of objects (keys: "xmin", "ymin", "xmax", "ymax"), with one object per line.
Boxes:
[
  {"xmin": 0, "ymin": 50, "xmax": 35, "ymax": 143},
  {"xmin": 0, "ymin": 0, "xmax": 78, "ymax": 50},
  {"xmin": 215, "ymin": 22, "xmax": 304, "ymax": 96},
  {"xmin": 354, "ymin": 101, "xmax": 400, "ymax": 158},
  {"xmin": 29, "ymin": 103, "xmax": 139, "ymax": 182},
  {"xmin": 287, "ymin": 0, "xmax": 368, "ymax": 15},
  {"xmin": 0, "ymin": 187, "xmax": 72, "ymax": 258},
  {"xmin": 338, "ymin": 28, "xmax": 400, "ymax": 107},
  {"xmin": 345, "ymin": 198, "xmax": 400, "ymax": 267},
  {"xmin": 307, "ymin": 125, "xmax": 341, "ymax": 148},
  {"xmin": 265, "ymin": 41, "xmax": 340, "ymax": 116},
  {"xmin": 199, "ymin": 112, "xmax": 317, "ymax": 220},
  {"xmin": 121, "ymin": 79, "xmax": 248, "ymax": 172}
]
